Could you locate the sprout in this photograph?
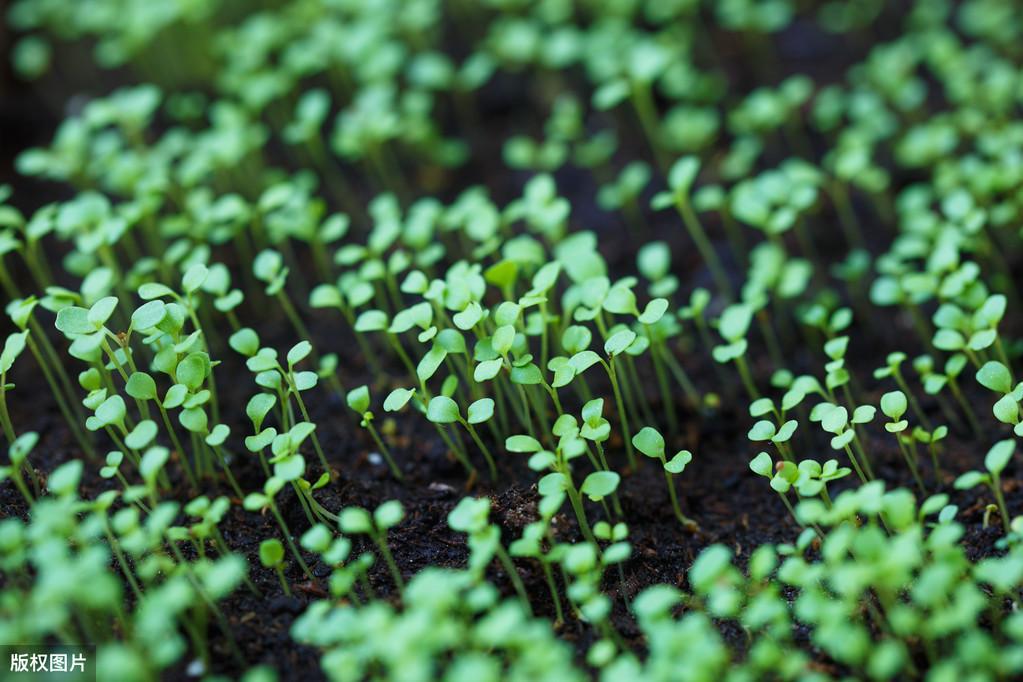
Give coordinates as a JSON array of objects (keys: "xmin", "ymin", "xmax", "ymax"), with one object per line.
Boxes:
[
  {"xmin": 426, "ymin": 395, "xmax": 497, "ymax": 480},
  {"xmin": 976, "ymin": 361, "xmax": 1023, "ymax": 437},
  {"xmin": 339, "ymin": 502, "xmax": 406, "ymax": 590},
  {"xmin": 259, "ymin": 539, "xmax": 291, "ymax": 597},
  {"xmin": 955, "ymin": 440, "xmax": 1016, "ymax": 533},
  {"xmin": 880, "ymin": 390, "xmax": 925, "ymax": 492},
  {"xmin": 632, "ymin": 426, "xmax": 697, "ymax": 530},
  {"xmin": 346, "ymin": 385, "xmax": 402, "ymax": 480}
]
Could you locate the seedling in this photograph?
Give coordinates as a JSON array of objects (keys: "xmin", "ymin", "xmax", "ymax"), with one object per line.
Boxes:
[
  {"xmin": 632, "ymin": 427, "xmax": 697, "ymax": 530},
  {"xmin": 347, "ymin": 385, "xmax": 402, "ymax": 479},
  {"xmin": 879, "ymin": 390, "xmax": 925, "ymax": 492},
  {"xmin": 339, "ymin": 501, "xmax": 405, "ymax": 590},
  {"xmin": 426, "ymin": 395, "xmax": 497, "ymax": 480},
  {"xmin": 259, "ymin": 539, "xmax": 291, "ymax": 597},
  {"xmin": 955, "ymin": 440, "xmax": 1016, "ymax": 532}
]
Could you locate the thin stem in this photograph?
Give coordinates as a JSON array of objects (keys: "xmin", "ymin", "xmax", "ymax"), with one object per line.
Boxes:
[
  {"xmin": 374, "ymin": 535, "xmax": 405, "ymax": 591},
  {"xmin": 463, "ymin": 421, "xmax": 497, "ymax": 481},
  {"xmin": 366, "ymin": 422, "xmax": 403, "ymax": 480},
  {"xmin": 605, "ymin": 360, "xmax": 636, "ymax": 468}
]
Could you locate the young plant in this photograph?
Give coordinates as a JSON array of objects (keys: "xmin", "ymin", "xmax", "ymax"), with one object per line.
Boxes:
[
  {"xmin": 426, "ymin": 395, "xmax": 497, "ymax": 480},
  {"xmin": 954, "ymin": 439, "xmax": 1016, "ymax": 532},
  {"xmin": 631, "ymin": 427, "xmax": 697, "ymax": 530},
  {"xmin": 339, "ymin": 501, "xmax": 406, "ymax": 591},
  {"xmin": 259, "ymin": 538, "xmax": 291, "ymax": 597},
  {"xmin": 346, "ymin": 385, "xmax": 402, "ymax": 480}
]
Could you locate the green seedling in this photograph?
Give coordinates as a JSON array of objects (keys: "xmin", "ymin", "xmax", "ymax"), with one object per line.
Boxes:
[
  {"xmin": 339, "ymin": 501, "xmax": 405, "ymax": 590},
  {"xmin": 426, "ymin": 395, "xmax": 497, "ymax": 480},
  {"xmin": 347, "ymin": 385, "xmax": 402, "ymax": 479},
  {"xmin": 259, "ymin": 539, "xmax": 291, "ymax": 597},
  {"xmin": 632, "ymin": 427, "xmax": 697, "ymax": 530},
  {"xmin": 955, "ymin": 439, "xmax": 1016, "ymax": 532}
]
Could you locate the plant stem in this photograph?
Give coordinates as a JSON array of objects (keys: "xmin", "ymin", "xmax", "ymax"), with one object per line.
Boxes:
[
  {"xmin": 374, "ymin": 535, "xmax": 405, "ymax": 591},
  {"xmin": 605, "ymin": 360, "xmax": 636, "ymax": 468},
  {"xmin": 463, "ymin": 421, "xmax": 497, "ymax": 481},
  {"xmin": 366, "ymin": 422, "xmax": 403, "ymax": 480}
]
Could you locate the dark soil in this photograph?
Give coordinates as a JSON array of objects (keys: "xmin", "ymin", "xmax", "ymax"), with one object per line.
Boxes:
[{"xmin": 3, "ymin": 4, "xmax": 1022, "ymax": 679}]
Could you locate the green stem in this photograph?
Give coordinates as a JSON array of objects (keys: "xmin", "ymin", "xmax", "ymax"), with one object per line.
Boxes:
[{"xmin": 605, "ymin": 360, "xmax": 636, "ymax": 468}]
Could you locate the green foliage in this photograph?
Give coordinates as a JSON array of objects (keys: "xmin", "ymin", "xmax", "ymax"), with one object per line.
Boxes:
[{"xmin": 5, "ymin": 1, "xmax": 1023, "ymax": 679}]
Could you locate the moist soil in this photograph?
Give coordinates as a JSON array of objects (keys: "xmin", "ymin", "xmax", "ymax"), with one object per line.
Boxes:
[{"xmin": 2, "ymin": 4, "xmax": 1021, "ymax": 679}]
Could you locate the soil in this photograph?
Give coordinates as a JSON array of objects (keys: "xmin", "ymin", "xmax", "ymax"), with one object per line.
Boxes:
[{"xmin": 2, "ymin": 3, "xmax": 1021, "ymax": 680}]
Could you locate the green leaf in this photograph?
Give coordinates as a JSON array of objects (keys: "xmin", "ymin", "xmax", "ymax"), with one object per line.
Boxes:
[
  {"xmin": 474, "ymin": 358, "xmax": 503, "ymax": 382},
  {"xmin": 416, "ymin": 345, "xmax": 447, "ymax": 383},
  {"xmin": 985, "ymin": 439, "xmax": 1015, "ymax": 476},
  {"xmin": 750, "ymin": 452, "xmax": 773, "ymax": 477},
  {"xmin": 933, "ymin": 329, "xmax": 965, "ymax": 351},
  {"xmin": 182, "ymin": 263, "xmax": 209, "ymax": 294},
  {"xmin": 245, "ymin": 427, "xmax": 277, "ymax": 453},
  {"xmin": 259, "ymin": 539, "xmax": 285, "ymax": 567},
  {"xmin": 880, "ymin": 391, "xmax": 908, "ymax": 420},
  {"xmin": 830, "ymin": 429, "xmax": 855, "ymax": 449},
  {"xmin": 447, "ymin": 496, "xmax": 490, "ymax": 533},
  {"xmin": 246, "ymin": 393, "xmax": 276, "ymax": 430},
  {"xmin": 125, "ymin": 420, "xmax": 158, "ymax": 450},
  {"xmin": 95, "ymin": 394, "xmax": 127, "ymax": 428},
  {"xmin": 977, "ymin": 361, "xmax": 1012, "ymax": 394},
  {"xmin": 274, "ymin": 454, "xmax": 306, "ymax": 481},
  {"xmin": 773, "ymin": 420, "xmax": 798, "ymax": 443},
  {"xmin": 453, "ymin": 302, "xmax": 484, "ymax": 330},
  {"xmin": 8, "ymin": 431, "xmax": 38, "ymax": 465},
  {"xmin": 747, "ymin": 420, "xmax": 776, "ymax": 441},
  {"xmin": 993, "ymin": 394, "xmax": 1019, "ymax": 425},
  {"xmin": 345, "ymin": 386, "xmax": 369, "ymax": 415},
  {"xmin": 954, "ymin": 471, "xmax": 987, "ymax": 490},
  {"xmin": 0, "ymin": 331, "xmax": 28, "ymax": 374},
  {"xmin": 718, "ymin": 304, "xmax": 752, "ymax": 342},
  {"xmin": 339, "ymin": 507, "xmax": 373, "ymax": 534},
  {"xmin": 668, "ymin": 156, "xmax": 700, "ymax": 196},
  {"xmin": 206, "ymin": 423, "xmax": 230, "ymax": 447},
  {"xmin": 131, "ymin": 300, "xmax": 166, "ymax": 331},
  {"xmin": 884, "ymin": 420, "xmax": 908, "ymax": 433},
  {"xmin": 55, "ymin": 306, "xmax": 93, "ymax": 335},
  {"xmin": 229, "ymin": 328, "xmax": 260, "ymax": 357},
  {"xmin": 355, "ymin": 310, "xmax": 389, "ymax": 332},
  {"xmin": 374, "ymin": 500, "xmax": 404, "ymax": 530},
  {"xmin": 569, "ymin": 350, "xmax": 602, "ymax": 373},
  {"xmin": 87, "ymin": 296, "xmax": 118, "ymax": 328},
  {"xmin": 467, "ymin": 398, "xmax": 494, "ymax": 424},
  {"xmin": 664, "ymin": 450, "xmax": 692, "ymax": 474},
  {"xmin": 177, "ymin": 354, "xmax": 206, "ymax": 390},
  {"xmin": 47, "ymin": 460, "xmax": 82, "ymax": 496},
  {"xmin": 632, "ymin": 426, "xmax": 665, "ymax": 459},
  {"xmin": 138, "ymin": 282, "xmax": 175, "ymax": 300},
  {"xmin": 506, "ymin": 435, "xmax": 542, "ymax": 453},
  {"xmin": 851, "ymin": 405, "xmax": 876, "ymax": 424},
  {"xmin": 538, "ymin": 472, "xmax": 568, "ymax": 495},
  {"xmin": 427, "ymin": 396, "xmax": 460, "ymax": 424},
  {"xmin": 820, "ymin": 405, "xmax": 849, "ymax": 434},
  {"xmin": 287, "ymin": 341, "xmax": 312, "ymax": 366},
  {"xmin": 581, "ymin": 471, "xmax": 620, "ymax": 501},
  {"xmin": 968, "ymin": 329, "xmax": 997, "ymax": 352},
  {"xmin": 179, "ymin": 407, "xmax": 208, "ymax": 434},
  {"xmin": 604, "ymin": 329, "xmax": 637, "ymax": 356},
  {"xmin": 492, "ymin": 325, "xmax": 516, "ymax": 355},
  {"xmin": 139, "ymin": 446, "xmax": 169, "ymax": 483},
  {"xmin": 163, "ymin": 383, "xmax": 188, "ymax": 409},
  {"xmin": 637, "ymin": 298, "xmax": 668, "ymax": 325},
  {"xmin": 384, "ymin": 388, "xmax": 415, "ymax": 412},
  {"xmin": 592, "ymin": 78, "xmax": 629, "ymax": 110}
]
